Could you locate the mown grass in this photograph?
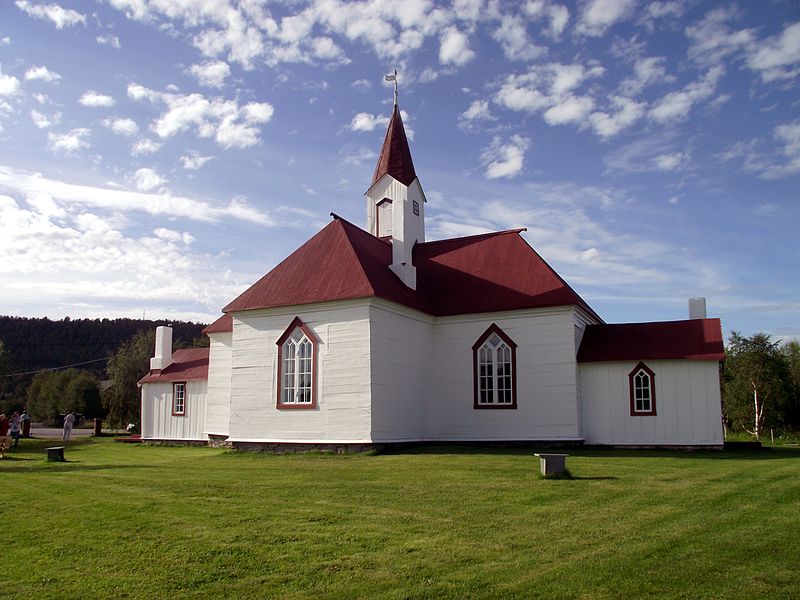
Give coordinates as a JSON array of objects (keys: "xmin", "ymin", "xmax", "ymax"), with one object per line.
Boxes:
[{"xmin": 1, "ymin": 438, "xmax": 799, "ymax": 599}]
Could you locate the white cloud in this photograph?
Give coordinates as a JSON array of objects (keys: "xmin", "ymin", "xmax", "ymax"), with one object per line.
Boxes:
[
  {"xmin": 47, "ymin": 128, "xmax": 91, "ymax": 154},
  {"xmin": 460, "ymin": 100, "xmax": 495, "ymax": 125},
  {"xmin": 759, "ymin": 121, "xmax": 800, "ymax": 179},
  {"xmin": 79, "ymin": 91, "xmax": 115, "ymax": 107},
  {"xmin": 0, "ymin": 193, "xmax": 251, "ymax": 318},
  {"xmin": 0, "ymin": 67, "xmax": 22, "ymax": 97},
  {"xmin": 439, "ymin": 27, "xmax": 475, "ymax": 66},
  {"xmin": 588, "ymin": 96, "xmax": 645, "ymax": 138},
  {"xmin": 1, "ymin": 37, "xmax": 9, "ymax": 45},
  {"xmin": 746, "ymin": 22, "xmax": 800, "ymax": 83},
  {"xmin": 30, "ymin": 109, "xmax": 61, "ymax": 129},
  {"xmin": 0, "ymin": 164, "xmax": 273, "ymax": 225},
  {"xmin": 653, "ymin": 151, "xmax": 688, "ymax": 171},
  {"xmin": 524, "ymin": 1, "xmax": 570, "ymax": 39},
  {"xmin": 188, "ymin": 60, "xmax": 231, "ymax": 88},
  {"xmin": 351, "ymin": 78, "xmax": 371, "ymax": 92},
  {"xmin": 620, "ymin": 56, "xmax": 673, "ymax": 95},
  {"xmin": 127, "ymin": 83, "xmax": 274, "ymax": 149},
  {"xmin": 131, "ymin": 138, "xmax": 163, "ymax": 156},
  {"xmin": 96, "ymin": 34, "xmax": 121, "ymax": 49},
  {"xmin": 576, "ymin": 0, "xmax": 637, "ymax": 37},
  {"xmin": 180, "ymin": 150, "xmax": 214, "ymax": 170},
  {"xmin": 15, "ymin": 1, "xmax": 86, "ymax": 29},
  {"xmin": 349, "ymin": 111, "xmax": 389, "ymax": 132},
  {"xmin": 481, "ymin": 135, "xmax": 530, "ymax": 179},
  {"xmin": 685, "ymin": 7, "xmax": 755, "ymax": 68},
  {"xmin": 493, "ymin": 15, "xmax": 546, "ymax": 61},
  {"xmin": 649, "ymin": 66, "xmax": 723, "ymax": 123},
  {"xmin": 133, "ymin": 168, "xmax": 167, "ymax": 192},
  {"xmin": 24, "ymin": 65, "xmax": 61, "ymax": 82},
  {"xmin": 102, "ymin": 117, "xmax": 139, "ymax": 136},
  {"xmin": 543, "ymin": 95, "xmax": 595, "ymax": 125}
]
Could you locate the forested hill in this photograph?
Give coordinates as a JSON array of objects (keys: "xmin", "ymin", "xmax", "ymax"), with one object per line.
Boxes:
[{"xmin": 0, "ymin": 316, "xmax": 208, "ymax": 377}]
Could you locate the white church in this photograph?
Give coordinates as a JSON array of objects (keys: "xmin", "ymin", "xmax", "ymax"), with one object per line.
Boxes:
[{"xmin": 139, "ymin": 97, "xmax": 725, "ymax": 449}]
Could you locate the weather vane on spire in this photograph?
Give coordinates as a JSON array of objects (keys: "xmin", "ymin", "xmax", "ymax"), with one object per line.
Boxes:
[{"xmin": 385, "ymin": 69, "xmax": 398, "ymax": 106}]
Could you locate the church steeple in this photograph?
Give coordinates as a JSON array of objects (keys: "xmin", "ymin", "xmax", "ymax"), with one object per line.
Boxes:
[
  {"xmin": 371, "ymin": 105, "xmax": 417, "ymax": 187},
  {"xmin": 365, "ymin": 73, "xmax": 426, "ymax": 290}
]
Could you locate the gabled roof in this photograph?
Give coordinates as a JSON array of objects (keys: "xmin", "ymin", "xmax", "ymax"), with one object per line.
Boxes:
[
  {"xmin": 371, "ymin": 105, "xmax": 417, "ymax": 187},
  {"xmin": 203, "ymin": 313, "xmax": 232, "ymax": 334},
  {"xmin": 577, "ymin": 318, "xmax": 724, "ymax": 363},
  {"xmin": 138, "ymin": 348, "xmax": 209, "ymax": 384},
  {"xmin": 223, "ymin": 216, "xmax": 601, "ymax": 319}
]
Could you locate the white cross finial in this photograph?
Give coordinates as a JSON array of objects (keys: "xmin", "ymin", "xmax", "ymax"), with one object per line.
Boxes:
[{"xmin": 385, "ymin": 69, "xmax": 398, "ymax": 106}]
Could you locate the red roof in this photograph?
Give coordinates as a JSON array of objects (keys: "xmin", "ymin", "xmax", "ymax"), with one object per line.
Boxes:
[
  {"xmin": 577, "ymin": 318, "xmax": 724, "ymax": 363},
  {"xmin": 371, "ymin": 105, "xmax": 417, "ymax": 187},
  {"xmin": 138, "ymin": 348, "xmax": 209, "ymax": 384},
  {"xmin": 203, "ymin": 313, "xmax": 232, "ymax": 334},
  {"xmin": 223, "ymin": 216, "xmax": 601, "ymax": 319}
]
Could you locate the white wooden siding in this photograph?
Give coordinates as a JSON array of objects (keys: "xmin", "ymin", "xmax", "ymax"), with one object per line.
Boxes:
[
  {"xmin": 368, "ymin": 301, "xmax": 433, "ymax": 441},
  {"xmin": 140, "ymin": 380, "xmax": 208, "ymax": 440},
  {"xmin": 579, "ymin": 360, "xmax": 723, "ymax": 445},
  {"xmin": 428, "ymin": 307, "xmax": 582, "ymax": 441},
  {"xmin": 228, "ymin": 302, "xmax": 372, "ymax": 442},
  {"xmin": 204, "ymin": 332, "xmax": 232, "ymax": 436}
]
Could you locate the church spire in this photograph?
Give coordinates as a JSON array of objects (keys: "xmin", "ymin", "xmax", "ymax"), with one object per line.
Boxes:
[{"xmin": 370, "ymin": 104, "xmax": 417, "ymax": 187}]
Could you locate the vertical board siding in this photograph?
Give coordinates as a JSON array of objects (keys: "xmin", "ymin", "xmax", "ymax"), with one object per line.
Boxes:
[
  {"xmin": 204, "ymin": 332, "xmax": 232, "ymax": 436},
  {"xmin": 369, "ymin": 304, "xmax": 433, "ymax": 441},
  {"xmin": 229, "ymin": 303, "xmax": 372, "ymax": 442},
  {"xmin": 141, "ymin": 380, "xmax": 208, "ymax": 440},
  {"xmin": 429, "ymin": 308, "xmax": 582, "ymax": 441},
  {"xmin": 579, "ymin": 360, "xmax": 723, "ymax": 445}
]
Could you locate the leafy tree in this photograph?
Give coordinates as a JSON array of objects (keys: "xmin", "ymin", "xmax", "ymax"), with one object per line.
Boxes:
[
  {"xmin": 104, "ymin": 330, "xmax": 154, "ymax": 429},
  {"xmin": 0, "ymin": 339, "xmax": 7, "ymax": 379},
  {"xmin": 26, "ymin": 368, "xmax": 102, "ymax": 423},
  {"xmin": 780, "ymin": 340, "xmax": 800, "ymax": 429},
  {"xmin": 724, "ymin": 332, "xmax": 790, "ymax": 438}
]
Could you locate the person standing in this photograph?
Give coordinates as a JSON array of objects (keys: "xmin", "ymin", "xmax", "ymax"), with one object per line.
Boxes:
[
  {"xmin": 62, "ymin": 412, "xmax": 75, "ymax": 442},
  {"xmin": 20, "ymin": 410, "xmax": 31, "ymax": 438},
  {"xmin": 0, "ymin": 414, "xmax": 9, "ymax": 459},
  {"xmin": 9, "ymin": 412, "xmax": 21, "ymax": 448}
]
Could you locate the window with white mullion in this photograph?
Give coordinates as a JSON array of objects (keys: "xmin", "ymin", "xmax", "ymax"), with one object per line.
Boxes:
[
  {"xmin": 634, "ymin": 370, "xmax": 651, "ymax": 413},
  {"xmin": 628, "ymin": 362, "xmax": 656, "ymax": 416},
  {"xmin": 281, "ymin": 332, "xmax": 313, "ymax": 405},
  {"xmin": 473, "ymin": 325, "xmax": 517, "ymax": 410}
]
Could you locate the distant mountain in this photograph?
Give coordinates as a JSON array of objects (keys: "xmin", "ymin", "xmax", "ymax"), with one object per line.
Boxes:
[{"xmin": 0, "ymin": 316, "xmax": 208, "ymax": 377}]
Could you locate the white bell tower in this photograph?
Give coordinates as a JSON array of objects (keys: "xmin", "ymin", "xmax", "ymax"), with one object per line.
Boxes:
[{"xmin": 365, "ymin": 73, "xmax": 426, "ymax": 290}]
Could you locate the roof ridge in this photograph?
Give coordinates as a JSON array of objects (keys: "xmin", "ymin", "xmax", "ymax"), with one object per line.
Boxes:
[
  {"xmin": 588, "ymin": 317, "xmax": 721, "ymax": 327},
  {"xmin": 420, "ymin": 227, "xmax": 527, "ymax": 247}
]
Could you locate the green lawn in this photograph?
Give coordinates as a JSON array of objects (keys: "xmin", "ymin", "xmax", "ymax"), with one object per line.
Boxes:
[{"xmin": 2, "ymin": 439, "xmax": 798, "ymax": 599}]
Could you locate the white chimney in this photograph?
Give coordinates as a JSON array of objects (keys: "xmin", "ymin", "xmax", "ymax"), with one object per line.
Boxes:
[
  {"xmin": 150, "ymin": 325, "xmax": 174, "ymax": 371},
  {"xmin": 689, "ymin": 297, "xmax": 707, "ymax": 320}
]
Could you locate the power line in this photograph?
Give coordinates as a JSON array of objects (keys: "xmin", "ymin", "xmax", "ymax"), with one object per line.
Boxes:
[{"xmin": 4, "ymin": 356, "xmax": 109, "ymax": 377}]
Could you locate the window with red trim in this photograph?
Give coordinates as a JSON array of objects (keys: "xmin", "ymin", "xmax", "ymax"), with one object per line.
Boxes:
[
  {"xmin": 473, "ymin": 324, "xmax": 517, "ymax": 409},
  {"xmin": 276, "ymin": 317, "xmax": 317, "ymax": 409},
  {"xmin": 629, "ymin": 362, "xmax": 656, "ymax": 416},
  {"xmin": 172, "ymin": 382, "xmax": 186, "ymax": 416}
]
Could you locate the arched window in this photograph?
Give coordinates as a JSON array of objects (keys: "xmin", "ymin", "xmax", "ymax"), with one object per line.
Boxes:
[
  {"xmin": 628, "ymin": 362, "xmax": 656, "ymax": 416},
  {"xmin": 472, "ymin": 324, "xmax": 517, "ymax": 409},
  {"xmin": 276, "ymin": 317, "xmax": 317, "ymax": 409}
]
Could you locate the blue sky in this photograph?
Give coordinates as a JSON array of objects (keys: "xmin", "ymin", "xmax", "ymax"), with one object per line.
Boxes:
[{"xmin": 0, "ymin": 0, "xmax": 798, "ymax": 341}]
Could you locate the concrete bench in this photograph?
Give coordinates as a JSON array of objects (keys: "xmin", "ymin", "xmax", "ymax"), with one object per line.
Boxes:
[
  {"xmin": 46, "ymin": 446, "xmax": 65, "ymax": 462},
  {"xmin": 534, "ymin": 453, "xmax": 568, "ymax": 476}
]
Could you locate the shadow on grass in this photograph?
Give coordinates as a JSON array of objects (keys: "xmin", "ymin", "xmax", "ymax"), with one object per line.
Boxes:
[
  {"xmin": 13, "ymin": 463, "xmax": 160, "ymax": 472},
  {"xmin": 374, "ymin": 443, "xmax": 800, "ymax": 461}
]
